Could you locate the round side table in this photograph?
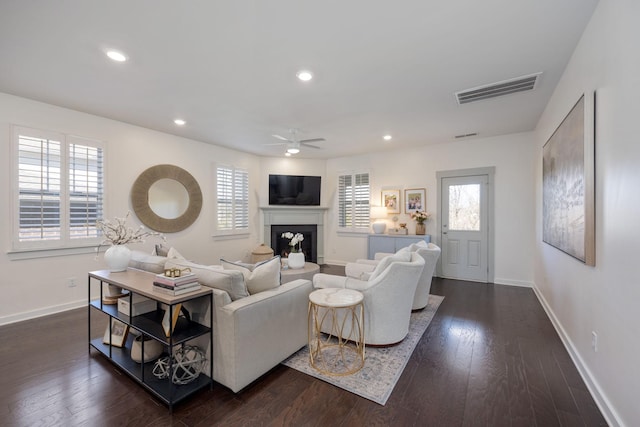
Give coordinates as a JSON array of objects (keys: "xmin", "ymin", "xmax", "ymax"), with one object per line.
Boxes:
[
  {"xmin": 308, "ymin": 288, "xmax": 365, "ymax": 376},
  {"xmin": 281, "ymin": 262, "xmax": 320, "ymax": 284}
]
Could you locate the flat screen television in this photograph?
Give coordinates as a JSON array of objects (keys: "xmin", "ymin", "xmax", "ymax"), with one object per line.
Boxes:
[{"xmin": 269, "ymin": 174, "xmax": 321, "ymax": 206}]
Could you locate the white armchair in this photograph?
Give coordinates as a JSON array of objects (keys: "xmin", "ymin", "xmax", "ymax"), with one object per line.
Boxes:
[
  {"xmin": 312, "ymin": 252, "xmax": 425, "ymax": 345},
  {"xmin": 345, "ymin": 242, "xmax": 441, "ymax": 310}
]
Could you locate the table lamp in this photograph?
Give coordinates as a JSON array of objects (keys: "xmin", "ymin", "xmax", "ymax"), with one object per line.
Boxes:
[{"xmin": 370, "ymin": 206, "xmax": 388, "ymax": 234}]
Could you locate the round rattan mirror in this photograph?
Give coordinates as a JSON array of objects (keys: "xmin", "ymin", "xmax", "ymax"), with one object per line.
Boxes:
[{"xmin": 131, "ymin": 164, "xmax": 202, "ymax": 233}]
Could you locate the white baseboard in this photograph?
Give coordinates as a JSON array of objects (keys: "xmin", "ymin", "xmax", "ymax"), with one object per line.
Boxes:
[
  {"xmin": 531, "ymin": 284, "xmax": 621, "ymax": 427},
  {"xmin": 322, "ymin": 259, "xmax": 347, "ymax": 267},
  {"xmin": 493, "ymin": 277, "xmax": 534, "ymax": 287},
  {"xmin": 0, "ymin": 299, "xmax": 86, "ymax": 326}
]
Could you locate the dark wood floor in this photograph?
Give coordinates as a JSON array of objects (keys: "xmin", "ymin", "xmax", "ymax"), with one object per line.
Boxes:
[{"xmin": 0, "ymin": 272, "xmax": 607, "ymax": 426}]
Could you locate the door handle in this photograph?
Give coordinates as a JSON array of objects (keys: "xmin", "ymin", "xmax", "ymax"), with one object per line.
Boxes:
[{"xmin": 443, "ymin": 231, "xmax": 447, "ymax": 234}]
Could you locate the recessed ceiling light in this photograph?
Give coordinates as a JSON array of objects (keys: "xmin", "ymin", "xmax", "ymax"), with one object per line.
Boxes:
[
  {"xmin": 383, "ymin": 135, "xmax": 392, "ymax": 141},
  {"xmin": 174, "ymin": 119, "xmax": 186, "ymax": 126},
  {"xmin": 296, "ymin": 70, "xmax": 313, "ymax": 82},
  {"xmin": 106, "ymin": 50, "xmax": 127, "ymax": 62}
]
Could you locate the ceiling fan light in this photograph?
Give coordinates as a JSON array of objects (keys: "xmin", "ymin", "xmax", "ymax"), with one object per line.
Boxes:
[
  {"xmin": 287, "ymin": 147, "xmax": 300, "ymax": 154},
  {"xmin": 285, "ymin": 152, "xmax": 292, "ymax": 157}
]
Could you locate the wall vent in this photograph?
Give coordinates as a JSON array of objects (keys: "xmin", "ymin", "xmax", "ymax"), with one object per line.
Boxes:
[
  {"xmin": 455, "ymin": 133, "xmax": 478, "ymax": 139},
  {"xmin": 455, "ymin": 72, "xmax": 542, "ymax": 105}
]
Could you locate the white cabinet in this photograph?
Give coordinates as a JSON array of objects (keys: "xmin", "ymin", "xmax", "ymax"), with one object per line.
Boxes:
[{"xmin": 367, "ymin": 234, "xmax": 431, "ymax": 259}]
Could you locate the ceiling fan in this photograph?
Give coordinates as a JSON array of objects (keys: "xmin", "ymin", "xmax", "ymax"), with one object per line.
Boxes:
[{"xmin": 266, "ymin": 129, "xmax": 326, "ymax": 154}]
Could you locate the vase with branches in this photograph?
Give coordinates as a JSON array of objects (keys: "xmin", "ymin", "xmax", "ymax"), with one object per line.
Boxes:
[{"xmin": 96, "ymin": 212, "xmax": 165, "ymax": 272}]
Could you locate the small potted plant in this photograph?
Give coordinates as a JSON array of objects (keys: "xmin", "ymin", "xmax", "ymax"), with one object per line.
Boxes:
[
  {"xmin": 281, "ymin": 232, "xmax": 305, "ymax": 269},
  {"xmin": 410, "ymin": 211, "xmax": 431, "ymax": 235}
]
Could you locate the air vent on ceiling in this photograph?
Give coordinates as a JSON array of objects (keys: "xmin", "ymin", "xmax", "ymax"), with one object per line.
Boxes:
[
  {"xmin": 455, "ymin": 133, "xmax": 478, "ymax": 139},
  {"xmin": 455, "ymin": 72, "xmax": 542, "ymax": 105}
]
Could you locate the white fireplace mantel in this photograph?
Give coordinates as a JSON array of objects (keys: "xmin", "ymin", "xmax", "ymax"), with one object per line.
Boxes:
[{"xmin": 261, "ymin": 206, "xmax": 328, "ymax": 265}]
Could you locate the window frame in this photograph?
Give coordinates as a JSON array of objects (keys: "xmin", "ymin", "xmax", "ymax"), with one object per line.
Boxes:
[
  {"xmin": 11, "ymin": 126, "xmax": 105, "ymax": 253},
  {"xmin": 213, "ymin": 163, "xmax": 250, "ymax": 237},
  {"xmin": 337, "ymin": 170, "xmax": 371, "ymax": 233}
]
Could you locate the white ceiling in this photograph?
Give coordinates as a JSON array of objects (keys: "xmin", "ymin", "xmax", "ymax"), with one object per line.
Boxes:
[{"xmin": 0, "ymin": 0, "xmax": 598, "ymax": 159}]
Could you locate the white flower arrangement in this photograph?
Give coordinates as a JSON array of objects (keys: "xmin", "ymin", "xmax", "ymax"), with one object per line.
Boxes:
[
  {"xmin": 96, "ymin": 211, "xmax": 165, "ymax": 248},
  {"xmin": 281, "ymin": 232, "xmax": 304, "ymax": 253},
  {"xmin": 410, "ymin": 210, "xmax": 431, "ymax": 224}
]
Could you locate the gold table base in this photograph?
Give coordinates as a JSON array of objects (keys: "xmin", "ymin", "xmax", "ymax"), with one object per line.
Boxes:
[{"xmin": 308, "ymin": 289, "xmax": 365, "ymax": 376}]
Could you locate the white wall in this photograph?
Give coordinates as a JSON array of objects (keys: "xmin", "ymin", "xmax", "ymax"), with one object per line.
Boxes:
[
  {"xmin": 0, "ymin": 93, "xmax": 261, "ymax": 324},
  {"xmin": 533, "ymin": 0, "xmax": 639, "ymax": 425},
  {"xmin": 324, "ymin": 132, "xmax": 536, "ymax": 287}
]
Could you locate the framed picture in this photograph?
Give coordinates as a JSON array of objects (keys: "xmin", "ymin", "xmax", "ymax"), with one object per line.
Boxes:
[
  {"xmin": 404, "ymin": 188, "xmax": 426, "ymax": 213},
  {"xmin": 381, "ymin": 189, "xmax": 401, "ymax": 214},
  {"xmin": 543, "ymin": 93, "xmax": 595, "ymax": 265},
  {"xmin": 103, "ymin": 318, "xmax": 129, "ymax": 348}
]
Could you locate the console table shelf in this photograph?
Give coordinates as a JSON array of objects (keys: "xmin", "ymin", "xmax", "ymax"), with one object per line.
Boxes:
[{"xmin": 88, "ymin": 269, "xmax": 213, "ymax": 410}]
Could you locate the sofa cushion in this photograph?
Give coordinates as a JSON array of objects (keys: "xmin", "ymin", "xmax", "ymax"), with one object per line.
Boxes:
[
  {"xmin": 128, "ymin": 250, "xmax": 168, "ymax": 274},
  {"xmin": 165, "ymin": 258, "xmax": 249, "ymax": 301},
  {"xmin": 221, "ymin": 256, "xmax": 281, "ymax": 295}
]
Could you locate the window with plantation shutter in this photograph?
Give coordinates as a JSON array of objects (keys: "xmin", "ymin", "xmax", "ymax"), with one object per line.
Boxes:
[
  {"xmin": 216, "ymin": 164, "xmax": 249, "ymax": 235},
  {"xmin": 13, "ymin": 126, "xmax": 104, "ymax": 251},
  {"xmin": 338, "ymin": 171, "xmax": 370, "ymax": 231}
]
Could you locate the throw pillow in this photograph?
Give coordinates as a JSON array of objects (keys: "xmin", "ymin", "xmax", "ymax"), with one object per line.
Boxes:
[
  {"xmin": 410, "ymin": 240, "xmax": 428, "ymax": 251},
  {"xmin": 167, "ymin": 247, "xmax": 186, "ymax": 260},
  {"xmin": 221, "ymin": 256, "xmax": 281, "ymax": 295},
  {"xmin": 165, "ymin": 259, "xmax": 248, "ymax": 301},
  {"xmin": 368, "ymin": 252, "xmax": 412, "ymax": 281},
  {"xmin": 129, "ymin": 250, "xmax": 168, "ymax": 274},
  {"xmin": 154, "ymin": 244, "xmax": 169, "ymax": 257}
]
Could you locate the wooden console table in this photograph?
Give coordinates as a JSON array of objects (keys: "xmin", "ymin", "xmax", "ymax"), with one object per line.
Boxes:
[{"xmin": 88, "ymin": 269, "xmax": 213, "ymax": 411}]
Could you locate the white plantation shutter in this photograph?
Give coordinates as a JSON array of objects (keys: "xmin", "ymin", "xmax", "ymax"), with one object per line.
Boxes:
[
  {"xmin": 17, "ymin": 133, "xmax": 62, "ymax": 242},
  {"xmin": 338, "ymin": 172, "xmax": 370, "ymax": 231},
  {"xmin": 14, "ymin": 127, "xmax": 104, "ymax": 250},
  {"xmin": 216, "ymin": 165, "xmax": 249, "ymax": 234},
  {"xmin": 68, "ymin": 137, "xmax": 103, "ymax": 239}
]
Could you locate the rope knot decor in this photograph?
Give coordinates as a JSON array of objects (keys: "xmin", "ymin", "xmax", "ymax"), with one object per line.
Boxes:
[{"xmin": 152, "ymin": 345, "xmax": 206, "ymax": 385}]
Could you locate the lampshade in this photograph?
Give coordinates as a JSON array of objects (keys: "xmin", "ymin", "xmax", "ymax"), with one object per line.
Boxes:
[{"xmin": 370, "ymin": 206, "xmax": 388, "ymax": 219}]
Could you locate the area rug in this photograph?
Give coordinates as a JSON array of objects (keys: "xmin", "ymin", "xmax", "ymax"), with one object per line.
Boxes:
[{"xmin": 282, "ymin": 294, "xmax": 444, "ymax": 405}]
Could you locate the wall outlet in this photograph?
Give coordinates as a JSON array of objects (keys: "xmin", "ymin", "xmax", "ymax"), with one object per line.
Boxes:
[
  {"xmin": 591, "ymin": 331, "xmax": 598, "ymax": 352},
  {"xmin": 67, "ymin": 277, "xmax": 76, "ymax": 288}
]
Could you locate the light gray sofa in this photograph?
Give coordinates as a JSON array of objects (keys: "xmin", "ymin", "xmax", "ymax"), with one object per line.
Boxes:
[{"xmin": 129, "ymin": 250, "xmax": 312, "ymax": 393}]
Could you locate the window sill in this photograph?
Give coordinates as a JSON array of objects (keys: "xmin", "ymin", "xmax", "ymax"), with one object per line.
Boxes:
[
  {"xmin": 336, "ymin": 230, "xmax": 370, "ymax": 237},
  {"xmin": 211, "ymin": 232, "xmax": 251, "ymax": 241},
  {"xmin": 7, "ymin": 245, "xmax": 99, "ymax": 261}
]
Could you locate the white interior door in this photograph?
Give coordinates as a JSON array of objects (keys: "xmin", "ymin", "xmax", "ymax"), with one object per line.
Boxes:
[{"xmin": 441, "ymin": 175, "xmax": 489, "ymax": 282}]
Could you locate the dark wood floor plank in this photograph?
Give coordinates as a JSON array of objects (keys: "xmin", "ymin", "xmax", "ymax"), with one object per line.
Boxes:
[{"xmin": 0, "ymin": 275, "xmax": 607, "ymax": 426}]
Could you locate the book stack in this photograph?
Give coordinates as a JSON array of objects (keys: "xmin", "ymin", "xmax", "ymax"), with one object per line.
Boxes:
[{"xmin": 152, "ymin": 273, "xmax": 201, "ymax": 296}]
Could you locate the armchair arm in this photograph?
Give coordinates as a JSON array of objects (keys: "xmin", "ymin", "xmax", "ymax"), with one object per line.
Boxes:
[
  {"xmin": 374, "ymin": 252, "xmax": 394, "ymax": 260},
  {"xmin": 354, "ymin": 258, "xmax": 380, "ymax": 265},
  {"xmin": 345, "ymin": 262, "xmax": 376, "ymax": 279},
  {"xmin": 312, "ymin": 273, "xmax": 349, "ymax": 289}
]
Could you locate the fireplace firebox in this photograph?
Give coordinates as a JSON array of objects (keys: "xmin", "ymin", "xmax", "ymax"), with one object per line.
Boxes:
[{"xmin": 271, "ymin": 224, "xmax": 317, "ymax": 264}]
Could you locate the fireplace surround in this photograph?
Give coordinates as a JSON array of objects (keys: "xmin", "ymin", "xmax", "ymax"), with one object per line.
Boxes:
[{"xmin": 261, "ymin": 207, "xmax": 327, "ymax": 265}]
